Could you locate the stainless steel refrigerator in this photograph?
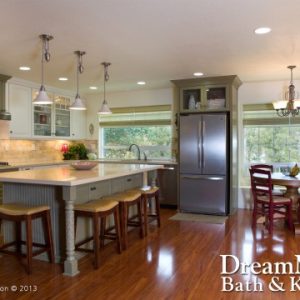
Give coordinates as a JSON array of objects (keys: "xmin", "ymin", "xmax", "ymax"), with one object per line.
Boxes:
[{"xmin": 179, "ymin": 113, "xmax": 229, "ymax": 215}]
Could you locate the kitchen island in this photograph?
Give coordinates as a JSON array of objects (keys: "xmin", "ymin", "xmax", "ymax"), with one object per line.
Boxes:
[{"xmin": 0, "ymin": 163, "xmax": 163, "ymax": 276}]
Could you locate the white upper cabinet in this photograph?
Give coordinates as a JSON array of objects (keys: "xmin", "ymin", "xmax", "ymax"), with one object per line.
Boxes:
[
  {"xmin": 70, "ymin": 110, "xmax": 87, "ymax": 139},
  {"xmin": 8, "ymin": 81, "xmax": 86, "ymax": 140},
  {"xmin": 33, "ymin": 91, "xmax": 71, "ymax": 138},
  {"xmin": 8, "ymin": 83, "xmax": 32, "ymax": 138}
]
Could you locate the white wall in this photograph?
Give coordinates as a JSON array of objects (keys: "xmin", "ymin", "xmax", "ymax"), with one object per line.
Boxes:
[{"xmin": 85, "ymin": 88, "xmax": 173, "ymax": 140}]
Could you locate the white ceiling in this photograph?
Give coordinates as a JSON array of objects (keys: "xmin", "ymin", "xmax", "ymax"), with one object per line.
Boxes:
[{"xmin": 1, "ymin": 0, "xmax": 300, "ymax": 95}]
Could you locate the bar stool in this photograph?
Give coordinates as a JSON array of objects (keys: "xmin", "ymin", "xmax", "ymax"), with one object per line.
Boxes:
[
  {"xmin": 126, "ymin": 187, "xmax": 161, "ymax": 236},
  {"xmin": 140, "ymin": 187, "xmax": 161, "ymax": 236},
  {"xmin": 0, "ymin": 203, "xmax": 54, "ymax": 274},
  {"xmin": 74, "ymin": 198, "xmax": 122, "ymax": 269},
  {"xmin": 104, "ymin": 190, "xmax": 143, "ymax": 250}
]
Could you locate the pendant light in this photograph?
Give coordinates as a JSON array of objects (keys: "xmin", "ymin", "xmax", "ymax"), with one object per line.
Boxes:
[
  {"xmin": 273, "ymin": 65, "xmax": 300, "ymax": 117},
  {"xmin": 33, "ymin": 34, "xmax": 53, "ymax": 105},
  {"xmin": 98, "ymin": 62, "xmax": 112, "ymax": 114},
  {"xmin": 70, "ymin": 51, "xmax": 86, "ymax": 110}
]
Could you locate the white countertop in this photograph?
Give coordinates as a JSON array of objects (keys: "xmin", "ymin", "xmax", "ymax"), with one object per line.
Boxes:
[
  {"xmin": 0, "ymin": 163, "xmax": 163, "ymax": 186},
  {"xmin": 98, "ymin": 159, "xmax": 177, "ymax": 165}
]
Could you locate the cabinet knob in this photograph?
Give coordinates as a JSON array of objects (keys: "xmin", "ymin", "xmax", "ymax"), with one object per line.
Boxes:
[
  {"xmin": 90, "ymin": 186, "xmax": 96, "ymax": 191},
  {"xmin": 10, "ymin": 130, "xmax": 13, "ymax": 134}
]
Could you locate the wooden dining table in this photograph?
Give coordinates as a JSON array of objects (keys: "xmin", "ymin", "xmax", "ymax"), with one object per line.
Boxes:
[{"xmin": 271, "ymin": 172, "xmax": 300, "ymax": 223}]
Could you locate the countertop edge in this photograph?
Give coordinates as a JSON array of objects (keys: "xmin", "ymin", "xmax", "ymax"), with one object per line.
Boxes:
[{"xmin": 0, "ymin": 164, "xmax": 164, "ymax": 186}]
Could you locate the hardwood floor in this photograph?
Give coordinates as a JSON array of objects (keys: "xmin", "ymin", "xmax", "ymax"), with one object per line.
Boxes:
[{"xmin": 0, "ymin": 208, "xmax": 300, "ymax": 300}]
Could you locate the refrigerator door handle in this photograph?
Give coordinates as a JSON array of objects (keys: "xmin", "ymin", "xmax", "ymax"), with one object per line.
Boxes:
[
  {"xmin": 181, "ymin": 175, "xmax": 224, "ymax": 181},
  {"xmin": 198, "ymin": 121, "xmax": 202, "ymax": 169},
  {"xmin": 202, "ymin": 120, "xmax": 205, "ymax": 169}
]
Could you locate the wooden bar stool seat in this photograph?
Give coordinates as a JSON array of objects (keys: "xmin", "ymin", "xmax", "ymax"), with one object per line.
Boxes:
[
  {"xmin": 130, "ymin": 187, "xmax": 161, "ymax": 236},
  {"xmin": 74, "ymin": 198, "xmax": 122, "ymax": 269},
  {"xmin": 0, "ymin": 203, "xmax": 54, "ymax": 274},
  {"xmin": 104, "ymin": 190, "xmax": 143, "ymax": 250}
]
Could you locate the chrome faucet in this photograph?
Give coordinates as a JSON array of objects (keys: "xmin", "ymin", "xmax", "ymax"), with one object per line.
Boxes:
[
  {"xmin": 128, "ymin": 144, "xmax": 141, "ymax": 160},
  {"xmin": 142, "ymin": 151, "xmax": 147, "ymax": 161}
]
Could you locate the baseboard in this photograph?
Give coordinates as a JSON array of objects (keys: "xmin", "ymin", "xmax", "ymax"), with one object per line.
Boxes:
[{"xmin": 160, "ymin": 204, "xmax": 177, "ymax": 209}]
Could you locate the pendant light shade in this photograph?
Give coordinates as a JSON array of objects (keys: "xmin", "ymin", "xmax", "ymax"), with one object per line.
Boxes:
[
  {"xmin": 99, "ymin": 99, "xmax": 111, "ymax": 114},
  {"xmin": 70, "ymin": 95, "xmax": 86, "ymax": 110},
  {"xmin": 70, "ymin": 51, "xmax": 86, "ymax": 110},
  {"xmin": 33, "ymin": 86, "xmax": 53, "ymax": 105},
  {"xmin": 98, "ymin": 62, "xmax": 112, "ymax": 115},
  {"xmin": 33, "ymin": 34, "xmax": 53, "ymax": 105}
]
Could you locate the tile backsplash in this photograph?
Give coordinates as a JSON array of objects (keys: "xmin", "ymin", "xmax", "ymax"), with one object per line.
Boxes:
[{"xmin": 0, "ymin": 139, "xmax": 98, "ymax": 165}]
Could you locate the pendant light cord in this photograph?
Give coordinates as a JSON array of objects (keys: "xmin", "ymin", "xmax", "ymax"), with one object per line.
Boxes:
[
  {"xmin": 41, "ymin": 40, "xmax": 45, "ymax": 87},
  {"xmin": 103, "ymin": 68, "xmax": 106, "ymax": 102},
  {"xmin": 103, "ymin": 63, "xmax": 110, "ymax": 103},
  {"xmin": 74, "ymin": 51, "xmax": 85, "ymax": 97},
  {"xmin": 76, "ymin": 57, "xmax": 79, "ymax": 96}
]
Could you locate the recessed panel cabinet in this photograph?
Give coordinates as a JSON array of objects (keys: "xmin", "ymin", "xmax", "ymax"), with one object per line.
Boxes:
[
  {"xmin": 8, "ymin": 83, "xmax": 32, "ymax": 138},
  {"xmin": 70, "ymin": 110, "xmax": 87, "ymax": 139}
]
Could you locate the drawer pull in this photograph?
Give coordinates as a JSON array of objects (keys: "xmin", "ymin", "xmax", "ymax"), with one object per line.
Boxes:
[
  {"xmin": 127, "ymin": 178, "xmax": 132, "ymax": 182},
  {"xmin": 90, "ymin": 186, "xmax": 96, "ymax": 191}
]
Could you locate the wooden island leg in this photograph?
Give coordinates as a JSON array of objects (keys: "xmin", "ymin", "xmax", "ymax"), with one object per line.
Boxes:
[{"xmin": 62, "ymin": 186, "xmax": 79, "ymax": 276}]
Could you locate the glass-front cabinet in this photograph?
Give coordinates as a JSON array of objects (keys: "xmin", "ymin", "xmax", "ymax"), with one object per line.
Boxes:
[
  {"xmin": 181, "ymin": 85, "xmax": 228, "ymax": 112},
  {"xmin": 33, "ymin": 90, "xmax": 71, "ymax": 137},
  {"xmin": 54, "ymin": 96, "xmax": 70, "ymax": 137}
]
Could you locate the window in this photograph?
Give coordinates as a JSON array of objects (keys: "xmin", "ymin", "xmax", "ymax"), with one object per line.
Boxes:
[
  {"xmin": 99, "ymin": 106, "xmax": 172, "ymax": 160},
  {"xmin": 242, "ymin": 104, "xmax": 300, "ymax": 184}
]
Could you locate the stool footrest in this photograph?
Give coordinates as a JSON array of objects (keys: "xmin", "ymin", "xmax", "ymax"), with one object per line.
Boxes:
[
  {"xmin": 75, "ymin": 247, "xmax": 93, "ymax": 253},
  {"xmin": 0, "ymin": 241, "xmax": 51, "ymax": 258},
  {"xmin": 75, "ymin": 236, "xmax": 94, "ymax": 249},
  {"xmin": 128, "ymin": 214, "xmax": 139, "ymax": 221},
  {"xmin": 127, "ymin": 220, "xmax": 142, "ymax": 227}
]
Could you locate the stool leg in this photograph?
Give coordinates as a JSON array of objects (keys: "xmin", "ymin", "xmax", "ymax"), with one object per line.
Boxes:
[
  {"xmin": 43, "ymin": 210, "xmax": 55, "ymax": 263},
  {"xmin": 25, "ymin": 215, "xmax": 33, "ymax": 274},
  {"xmin": 119, "ymin": 202, "xmax": 128, "ymax": 250},
  {"xmin": 143, "ymin": 195, "xmax": 148, "ymax": 236},
  {"xmin": 100, "ymin": 217, "xmax": 106, "ymax": 249},
  {"xmin": 93, "ymin": 213, "xmax": 100, "ymax": 269},
  {"xmin": 155, "ymin": 191, "xmax": 161, "ymax": 227},
  {"xmin": 113, "ymin": 207, "xmax": 122, "ymax": 254},
  {"xmin": 137, "ymin": 197, "xmax": 144, "ymax": 239},
  {"xmin": 15, "ymin": 221, "xmax": 21, "ymax": 254}
]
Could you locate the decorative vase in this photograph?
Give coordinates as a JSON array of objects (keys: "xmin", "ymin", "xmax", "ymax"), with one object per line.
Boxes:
[{"xmin": 188, "ymin": 95, "xmax": 196, "ymax": 110}]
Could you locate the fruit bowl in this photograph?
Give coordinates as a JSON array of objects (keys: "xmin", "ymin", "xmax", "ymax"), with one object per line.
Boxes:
[{"xmin": 71, "ymin": 161, "xmax": 98, "ymax": 170}]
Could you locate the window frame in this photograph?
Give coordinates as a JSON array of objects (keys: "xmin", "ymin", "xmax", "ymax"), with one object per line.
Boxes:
[
  {"xmin": 242, "ymin": 103, "xmax": 300, "ymax": 185},
  {"xmin": 98, "ymin": 105, "xmax": 172, "ymax": 160}
]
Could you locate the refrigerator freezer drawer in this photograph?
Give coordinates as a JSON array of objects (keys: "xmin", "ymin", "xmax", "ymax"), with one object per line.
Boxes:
[{"xmin": 179, "ymin": 174, "xmax": 228, "ymax": 215}]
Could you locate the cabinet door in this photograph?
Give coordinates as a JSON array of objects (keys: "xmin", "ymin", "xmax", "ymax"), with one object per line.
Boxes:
[
  {"xmin": 205, "ymin": 85, "xmax": 228, "ymax": 110},
  {"xmin": 181, "ymin": 88, "xmax": 201, "ymax": 112},
  {"xmin": 32, "ymin": 89, "xmax": 53, "ymax": 137},
  {"xmin": 8, "ymin": 84, "xmax": 32, "ymax": 138},
  {"xmin": 70, "ymin": 110, "xmax": 86, "ymax": 139},
  {"xmin": 54, "ymin": 96, "xmax": 71, "ymax": 137},
  {"xmin": 32, "ymin": 92, "xmax": 71, "ymax": 138}
]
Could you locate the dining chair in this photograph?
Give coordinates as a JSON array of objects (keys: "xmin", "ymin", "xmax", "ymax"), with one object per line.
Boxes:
[
  {"xmin": 250, "ymin": 164, "xmax": 284, "ymax": 196},
  {"xmin": 249, "ymin": 168, "xmax": 293, "ymax": 233}
]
